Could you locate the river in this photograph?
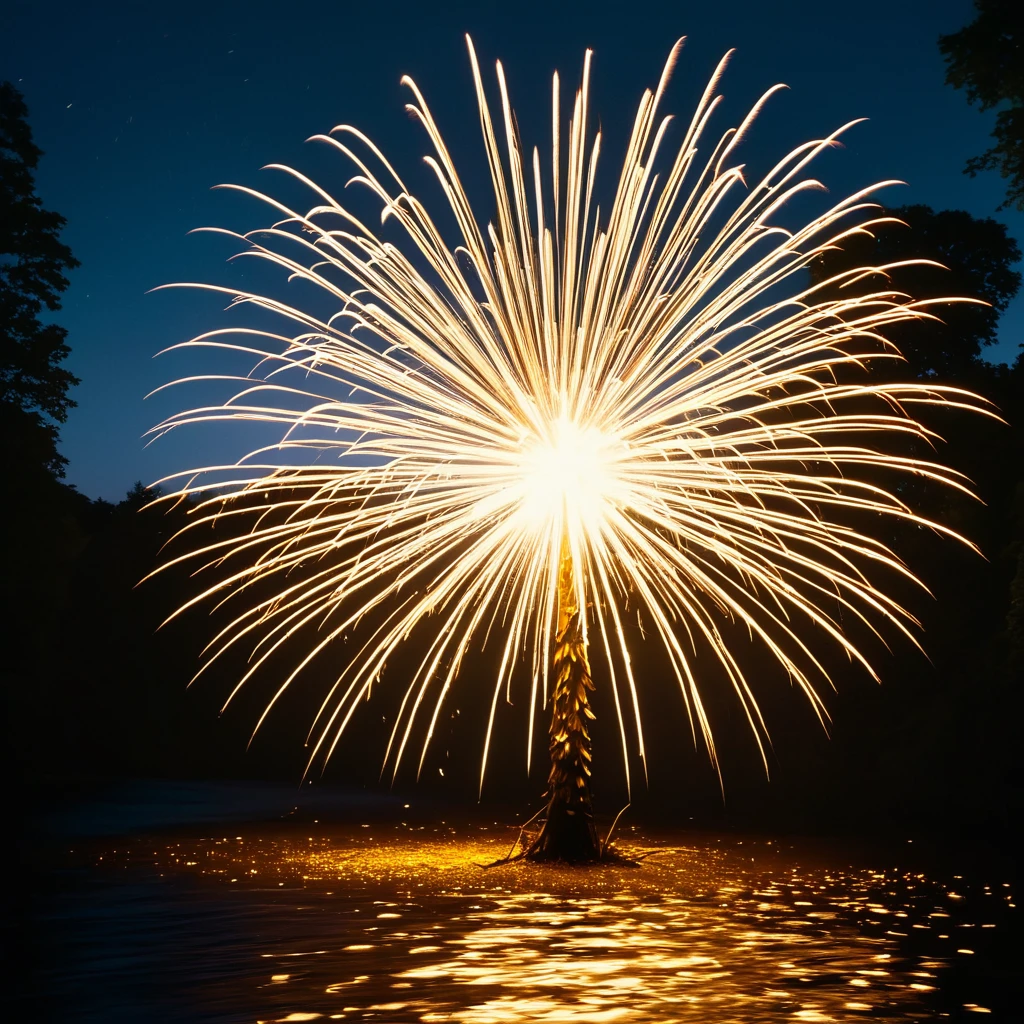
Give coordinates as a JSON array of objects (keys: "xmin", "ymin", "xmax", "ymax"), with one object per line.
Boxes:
[{"xmin": 14, "ymin": 781, "xmax": 1018, "ymax": 1022}]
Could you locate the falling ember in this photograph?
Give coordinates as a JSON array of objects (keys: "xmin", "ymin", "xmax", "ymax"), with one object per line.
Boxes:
[{"xmin": 150, "ymin": 37, "xmax": 994, "ymax": 859}]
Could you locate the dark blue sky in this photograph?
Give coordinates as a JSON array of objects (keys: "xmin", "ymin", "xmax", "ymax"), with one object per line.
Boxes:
[{"xmin": 5, "ymin": 0, "xmax": 1021, "ymax": 500}]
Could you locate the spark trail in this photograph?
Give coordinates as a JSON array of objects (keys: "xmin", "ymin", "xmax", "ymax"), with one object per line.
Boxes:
[{"xmin": 150, "ymin": 38, "xmax": 993, "ymax": 858}]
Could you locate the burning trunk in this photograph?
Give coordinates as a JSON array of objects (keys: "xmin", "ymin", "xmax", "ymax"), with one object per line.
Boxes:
[{"xmin": 526, "ymin": 542, "xmax": 602, "ymax": 862}]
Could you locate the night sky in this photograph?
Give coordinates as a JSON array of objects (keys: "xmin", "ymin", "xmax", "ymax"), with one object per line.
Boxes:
[{"xmin": 5, "ymin": 0, "xmax": 1022, "ymax": 501}]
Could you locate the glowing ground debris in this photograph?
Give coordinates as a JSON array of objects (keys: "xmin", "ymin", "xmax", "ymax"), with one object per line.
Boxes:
[{"xmin": 152, "ymin": 37, "xmax": 993, "ymax": 785}]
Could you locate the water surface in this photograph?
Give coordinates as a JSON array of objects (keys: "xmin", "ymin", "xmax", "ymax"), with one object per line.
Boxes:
[{"xmin": 20, "ymin": 792, "xmax": 1017, "ymax": 1022}]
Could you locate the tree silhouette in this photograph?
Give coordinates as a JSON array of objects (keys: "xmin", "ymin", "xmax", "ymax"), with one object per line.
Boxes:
[
  {"xmin": 1, "ymin": 81, "xmax": 79, "ymax": 479},
  {"xmin": 807, "ymin": 202, "xmax": 1023, "ymax": 838},
  {"xmin": 810, "ymin": 204, "xmax": 1021, "ymax": 378},
  {"xmin": 940, "ymin": 1, "xmax": 1024, "ymax": 212}
]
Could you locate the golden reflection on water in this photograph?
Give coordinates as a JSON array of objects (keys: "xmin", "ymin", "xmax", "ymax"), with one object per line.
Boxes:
[{"xmin": 96, "ymin": 827, "xmax": 1012, "ymax": 1022}]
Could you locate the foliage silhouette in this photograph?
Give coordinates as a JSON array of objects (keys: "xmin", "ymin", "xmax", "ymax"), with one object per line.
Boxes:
[
  {"xmin": 0, "ymin": 81, "xmax": 79, "ymax": 478},
  {"xmin": 940, "ymin": 0, "xmax": 1024, "ymax": 212},
  {"xmin": 810, "ymin": 204, "xmax": 1021, "ymax": 379},
  {"xmin": 806, "ymin": 203, "xmax": 1023, "ymax": 836}
]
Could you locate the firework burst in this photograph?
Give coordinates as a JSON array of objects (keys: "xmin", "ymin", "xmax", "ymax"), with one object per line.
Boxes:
[{"xmin": 150, "ymin": 38, "xmax": 992, "ymax": 856}]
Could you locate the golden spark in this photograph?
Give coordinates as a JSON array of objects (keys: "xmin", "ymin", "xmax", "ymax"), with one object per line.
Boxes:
[{"xmin": 149, "ymin": 38, "xmax": 993, "ymax": 809}]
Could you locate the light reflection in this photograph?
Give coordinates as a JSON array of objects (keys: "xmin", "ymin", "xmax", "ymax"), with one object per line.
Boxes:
[{"xmin": 84, "ymin": 826, "xmax": 1016, "ymax": 1022}]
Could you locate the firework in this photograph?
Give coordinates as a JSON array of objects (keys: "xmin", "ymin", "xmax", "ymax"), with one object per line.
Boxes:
[{"xmin": 151, "ymin": 38, "xmax": 992, "ymax": 859}]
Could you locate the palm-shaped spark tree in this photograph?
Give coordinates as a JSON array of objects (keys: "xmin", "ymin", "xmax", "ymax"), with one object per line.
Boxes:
[{"xmin": 151, "ymin": 39, "xmax": 993, "ymax": 862}]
